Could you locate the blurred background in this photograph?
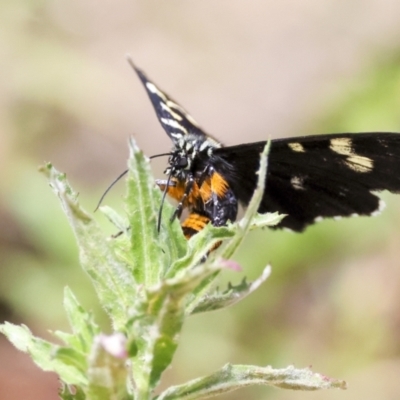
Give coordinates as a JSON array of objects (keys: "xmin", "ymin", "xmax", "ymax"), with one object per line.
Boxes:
[{"xmin": 2, "ymin": 0, "xmax": 400, "ymax": 399}]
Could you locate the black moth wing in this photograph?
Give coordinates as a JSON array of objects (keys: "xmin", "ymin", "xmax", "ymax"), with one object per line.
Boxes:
[
  {"xmin": 213, "ymin": 132, "xmax": 400, "ymax": 231},
  {"xmin": 132, "ymin": 62, "xmax": 210, "ymax": 142}
]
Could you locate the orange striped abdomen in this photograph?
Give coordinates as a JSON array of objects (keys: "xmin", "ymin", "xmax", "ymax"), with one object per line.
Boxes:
[
  {"xmin": 157, "ymin": 171, "xmax": 238, "ymax": 237},
  {"xmin": 181, "ymin": 212, "xmax": 210, "ymax": 239}
]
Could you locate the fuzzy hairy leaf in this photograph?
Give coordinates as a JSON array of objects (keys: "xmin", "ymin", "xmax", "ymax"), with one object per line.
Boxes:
[
  {"xmin": 63, "ymin": 287, "xmax": 100, "ymax": 353},
  {"xmin": 189, "ymin": 265, "xmax": 271, "ymax": 314},
  {"xmin": 125, "ymin": 138, "xmax": 187, "ymax": 285},
  {"xmin": 130, "ymin": 258, "xmax": 230, "ymax": 392},
  {"xmin": 156, "ymin": 364, "xmax": 346, "ymax": 400},
  {"xmin": 0, "ymin": 323, "xmax": 87, "ymax": 386},
  {"xmin": 41, "ymin": 163, "xmax": 136, "ymax": 329}
]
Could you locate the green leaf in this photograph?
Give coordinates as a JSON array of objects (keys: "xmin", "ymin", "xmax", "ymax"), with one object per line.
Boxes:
[
  {"xmin": 250, "ymin": 211, "xmax": 286, "ymax": 230},
  {"xmin": 167, "ymin": 223, "xmax": 235, "ymax": 279},
  {"xmin": 125, "ymin": 138, "xmax": 187, "ymax": 285},
  {"xmin": 156, "ymin": 364, "xmax": 347, "ymax": 400},
  {"xmin": 189, "ymin": 265, "xmax": 271, "ymax": 314},
  {"xmin": 130, "ymin": 258, "xmax": 230, "ymax": 393},
  {"xmin": 99, "ymin": 205, "xmax": 129, "ymax": 234},
  {"xmin": 53, "ymin": 331, "xmax": 82, "ymax": 350},
  {"xmin": 0, "ymin": 323, "xmax": 87, "ymax": 386},
  {"xmin": 40, "ymin": 163, "xmax": 137, "ymax": 329},
  {"xmin": 63, "ymin": 287, "xmax": 100, "ymax": 353},
  {"xmin": 54, "ymin": 347, "xmax": 88, "ymax": 374}
]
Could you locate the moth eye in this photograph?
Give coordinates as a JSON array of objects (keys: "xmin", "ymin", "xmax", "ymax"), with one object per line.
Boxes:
[{"xmin": 176, "ymin": 156, "xmax": 188, "ymax": 168}]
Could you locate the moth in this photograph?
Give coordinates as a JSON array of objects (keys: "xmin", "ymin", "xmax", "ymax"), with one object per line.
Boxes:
[{"xmin": 124, "ymin": 58, "xmax": 400, "ymax": 237}]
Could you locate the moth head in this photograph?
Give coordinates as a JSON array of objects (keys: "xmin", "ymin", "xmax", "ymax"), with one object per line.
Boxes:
[{"xmin": 164, "ymin": 150, "xmax": 190, "ymax": 179}]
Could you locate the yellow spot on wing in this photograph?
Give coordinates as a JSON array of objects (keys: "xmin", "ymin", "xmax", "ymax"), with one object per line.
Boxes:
[
  {"xmin": 330, "ymin": 138, "xmax": 352, "ymax": 155},
  {"xmin": 345, "ymin": 155, "xmax": 373, "ymax": 173},
  {"xmin": 330, "ymin": 138, "xmax": 373, "ymax": 173},
  {"xmin": 290, "ymin": 176, "xmax": 305, "ymax": 190},
  {"xmin": 288, "ymin": 142, "xmax": 305, "ymax": 152}
]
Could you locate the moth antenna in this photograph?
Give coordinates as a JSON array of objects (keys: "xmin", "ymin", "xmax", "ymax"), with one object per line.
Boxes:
[
  {"xmin": 94, "ymin": 153, "xmax": 170, "ymax": 212},
  {"xmin": 151, "ymin": 152, "xmax": 173, "ymax": 231},
  {"xmin": 157, "ymin": 170, "xmax": 173, "ymax": 233},
  {"xmin": 94, "ymin": 169, "xmax": 128, "ymax": 212},
  {"xmin": 126, "ymin": 54, "xmax": 137, "ymax": 72},
  {"xmin": 149, "ymin": 152, "xmax": 172, "ymax": 159}
]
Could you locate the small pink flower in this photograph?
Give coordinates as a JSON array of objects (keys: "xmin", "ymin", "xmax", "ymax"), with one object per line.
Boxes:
[
  {"xmin": 97, "ymin": 332, "xmax": 128, "ymax": 359},
  {"xmin": 218, "ymin": 259, "xmax": 242, "ymax": 271}
]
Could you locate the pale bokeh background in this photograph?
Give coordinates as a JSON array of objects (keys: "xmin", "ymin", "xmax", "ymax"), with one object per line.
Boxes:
[{"xmin": 2, "ymin": 1, "xmax": 400, "ymax": 399}]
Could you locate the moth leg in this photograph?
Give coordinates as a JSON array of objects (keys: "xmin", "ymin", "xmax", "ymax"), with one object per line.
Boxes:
[
  {"xmin": 170, "ymin": 173, "xmax": 195, "ymax": 222},
  {"xmin": 197, "ymin": 164, "xmax": 211, "ymax": 189}
]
